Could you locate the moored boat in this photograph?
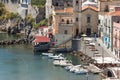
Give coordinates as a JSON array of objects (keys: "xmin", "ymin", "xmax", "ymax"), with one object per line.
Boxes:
[
  {"xmin": 74, "ymin": 67, "xmax": 88, "ymax": 74},
  {"xmin": 48, "ymin": 54, "xmax": 63, "ymax": 59},
  {"xmin": 65, "ymin": 65, "xmax": 74, "ymax": 71},
  {"xmin": 69, "ymin": 65, "xmax": 81, "ymax": 72},
  {"xmin": 42, "ymin": 53, "xmax": 53, "ymax": 56}
]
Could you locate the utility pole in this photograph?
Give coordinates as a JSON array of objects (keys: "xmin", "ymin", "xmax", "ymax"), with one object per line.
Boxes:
[
  {"xmin": 118, "ymin": 31, "xmax": 120, "ymax": 59},
  {"xmin": 102, "ymin": 45, "xmax": 104, "ymax": 69}
]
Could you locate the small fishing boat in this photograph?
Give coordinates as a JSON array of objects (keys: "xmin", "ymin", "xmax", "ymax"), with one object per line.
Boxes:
[
  {"xmin": 41, "ymin": 53, "xmax": 53, "ymax": 56},
  {"xmin": 53, "ymin": 59, "xmax": 72, "ymax": 67},
  {"xmin": 53, "ymin": 60, "xmax": 61, "ymax": 66},
  {"xmin": 69, "ymin": 65, "xmax": 81, "ymax": 72},
  {"xmin": 48, "ymin": 54, "xmax": 63, "ymax": 59},
  {"xmin": 65, "ymin": 65, "xmax": 74, "ymax": 71},
  {"xmin": 59, "ymin": 60, "xmax": 72, "ymax": 67},
  {"xmin": 74, "ymin": 67, "xmax": 88, "ymax": 74}
]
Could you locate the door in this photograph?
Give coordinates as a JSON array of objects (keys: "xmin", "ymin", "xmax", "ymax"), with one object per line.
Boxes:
[
  {"xmin": 86, "ymin": 28, "xmax": 91, "ymax": 36},
  {"xmin": 76, "ymin": 28, "xmax": 79, "ymax": 36}
]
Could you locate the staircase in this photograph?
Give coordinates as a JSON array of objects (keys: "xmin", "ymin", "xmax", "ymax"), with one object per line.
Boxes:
[{"xmin": 54, "ymin": 34, "xmax": 73, "ymax": 47}]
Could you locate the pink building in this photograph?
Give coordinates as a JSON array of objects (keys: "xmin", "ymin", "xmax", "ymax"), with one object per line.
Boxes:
[{"xmin": 113, "ymin": 22, "xmax": 120, "ymax": 58}]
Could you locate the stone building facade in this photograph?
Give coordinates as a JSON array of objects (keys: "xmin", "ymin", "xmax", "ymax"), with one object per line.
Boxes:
[
  {"xmin": 81, "ymin": 6, "xmax": 98, "ymax": 36},
  {"xmin": 99, "ymin": 0, "xmax": 120, "ymax": 12},
  {"xmin": 73, "ymin": 0, "xmax": 98, "ymax": 36},
  {"xmin": 52, "ymin": 7, "xmax": 74, "ymax": 35},
  {"xmin": 45, "ymin": 0, "xmax": 73, "ymax": 18}
]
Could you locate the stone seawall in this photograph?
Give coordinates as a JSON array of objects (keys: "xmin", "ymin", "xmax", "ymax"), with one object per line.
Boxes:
[{"xmin": 0, "ymin": 38, "xmax": 32, "ymax": 45}]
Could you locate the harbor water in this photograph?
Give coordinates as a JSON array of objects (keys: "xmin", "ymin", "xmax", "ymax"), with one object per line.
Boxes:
[{"xmin": 0, "ymin": 34, "xmax": 102, "ymax": 80}]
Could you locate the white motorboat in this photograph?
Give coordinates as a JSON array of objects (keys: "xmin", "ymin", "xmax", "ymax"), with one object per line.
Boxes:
[
  {"xmin": 59, "ymin": 60, "xmax": 72, "ymax": 67},
  {"xmin": 53, "ymin": 59, "xmax": 72, "ymax": 67},
  {"xmin": 74, "ymin": 67, "xmax": 88, "ymax": 74},
  {"xmin": 53, "ymin": 56, "xmax": 65, "ymax": 60},
  {"xmin": 65, "ymin": 65, "xmax": 74, "ymax": 71},
  {"xmin": 41, "ymin": 53, "xmax": 53, "ymax": 56},
  {"xmin": 69, "ymin": 65, "xmax": 81, "ymax": 72},
  {"xmin": 48, "ymin": 54, "xmax": 63, "ymax": 59},
  {"xmin": 53, "ymin": 60, "xmax": 61, "ymax": 66}
]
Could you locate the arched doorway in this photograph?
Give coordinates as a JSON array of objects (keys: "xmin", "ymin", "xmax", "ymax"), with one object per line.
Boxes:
[
  {"xmin": 66, "ymin": 20, "xmax": 70, "ymax": 24},
  {"xmin": 107, "ymin": 71, "xmax": 113, "ymax": 77}
]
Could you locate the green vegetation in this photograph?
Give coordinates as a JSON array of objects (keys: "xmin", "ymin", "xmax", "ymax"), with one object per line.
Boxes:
[
  {"xmin": 6, "ymin": 12, "xmax": 18, "ymax": 19},
  {"xmin": 0, "ymin": 2, "xmax": 19, "ymax": 21},
  {"xmin": 33, "ymin": 19, "xmax": 48, "ymax": 29},
  {"xmin": 25, "ymin": 14, "xmax": 35, "ymax": 25},
  {"xmin": 31, "ymin": 0, "xmax": 46, "ymax": 8}
]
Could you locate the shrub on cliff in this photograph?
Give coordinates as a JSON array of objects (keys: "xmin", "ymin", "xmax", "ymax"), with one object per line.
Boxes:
[
  {"xmin": 33, "ymin": 19, "xmax": 48, "ymax": 29},
  {"xmin": 31, "ymin": 0, "xmax": 46, "ymax": 8}
]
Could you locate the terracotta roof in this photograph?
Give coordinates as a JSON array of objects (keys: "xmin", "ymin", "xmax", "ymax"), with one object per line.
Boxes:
[
  {"xmin": 55, "ymin": 7, "xmax": 73, "ymax": 13},
  {"xmin": 34, "ymin": 36, "xmax": 50, "ymax": 43},
  {"xmin": 82, "ymin": 6, "xmax": 98, "ymax": 11},
  {"xmin": 107, "ymin": 11, "xmax": 120, "ymax": 16}
]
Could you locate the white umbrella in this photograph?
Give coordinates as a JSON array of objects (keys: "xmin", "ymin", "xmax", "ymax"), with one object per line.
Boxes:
[{"xmin": 81, "ymin": 34, "xmax": 87, "ymax": 37}]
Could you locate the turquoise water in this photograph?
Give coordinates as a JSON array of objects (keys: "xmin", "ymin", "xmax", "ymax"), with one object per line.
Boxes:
[{"xmin": 0, "ymin": 34, "xmax": 102, "ymax": 80}]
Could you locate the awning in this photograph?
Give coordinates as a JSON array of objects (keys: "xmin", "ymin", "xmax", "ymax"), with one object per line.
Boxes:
[{"xmin": 33, "ymin": 36, "xmax": 50, "ymax": 43}]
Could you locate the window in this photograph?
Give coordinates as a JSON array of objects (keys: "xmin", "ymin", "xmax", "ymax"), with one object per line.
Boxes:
[
  {"xmin": 104, "ymin": 5, "xmax": 109, "ymax": 12},
  {"xmin": 98, "ymin": 20, "xmax": 100, "ymax": 24},
  {"xmin": 76, "ymin": 0, "xmax": 78, "ymax": 4},
  {"xmin": 64, "ymin": 30, "xmax": 68, "ymax": 34},
  {"xmin": 67, "ymin": 20, "xmax": 69, "ymax": 24},
  {"xmin": 76, "ymin": 17, "xmax": 78, "ymax": 22},
  {"xmin": 56, "ymin": 2, "xmax": 58, "ymax": 6},
  {"xmin": 61, "ymin": 19, "xmax": 64, "ymax": 22},
  {"xmin": 86, "ymin": 14, "xmax": 91, "ymax": 23},
  {"xmin": 87, "ymin": 16, "xmax": 90, "ymax": 23},
  {"xmin": 117, "ymin": 21, "xmax": 119, "ymax": 23}
]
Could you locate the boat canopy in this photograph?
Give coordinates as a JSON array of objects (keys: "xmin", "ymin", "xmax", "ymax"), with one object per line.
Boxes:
[{"xmin": 33, "ymin": 36, "xmax": 50, "ymax": 43}]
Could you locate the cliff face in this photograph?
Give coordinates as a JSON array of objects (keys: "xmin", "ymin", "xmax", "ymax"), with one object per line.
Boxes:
[{"xmin": 36, "ymin": 7, "xmax": 45, "ymax": 23}]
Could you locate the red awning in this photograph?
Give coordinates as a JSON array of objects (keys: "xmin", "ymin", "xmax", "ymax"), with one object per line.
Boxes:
[{"xmin": 33, "ymin": 36, "xmax": 50, "ymax": 43}]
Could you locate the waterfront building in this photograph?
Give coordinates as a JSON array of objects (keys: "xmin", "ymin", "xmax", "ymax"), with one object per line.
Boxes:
[
  {"xmin": 52, "ymin": 7, "xmax": 73, "ymax": 45},
  {"xmin": 18, "ymin": 0, "xmax": 38, "ymax": 19},
  {"xmin": 98, "ymin": 13, "xmax": 112, "ymax": 51},
  {"xmin": 38, "ymin": 26, "xmax": 49, "ymax": 37},
  {"xmin": 113, "ymin": 22, "xmax": 120, "ymax": 59},
  {"xmin": 53, "ymin": 7, "xmax": 74, "ymax": 35},
  {"xmin": 45, "ymin": 0, "xmax": 73, "ymax": 19},
  {"xmin": 73, "ymin": 0, "xmax": 98, "ymax": 36},
  {"xmin": 98, "ymin": 5, "xmax": 120, "ymax": 59},
  {"xmin": 98, "ymin": 0, "xmax": 120, "ymax": 12},
  {"xmin": 81, "ymin": 5, "xmax": 98, "ymax": 36}
]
